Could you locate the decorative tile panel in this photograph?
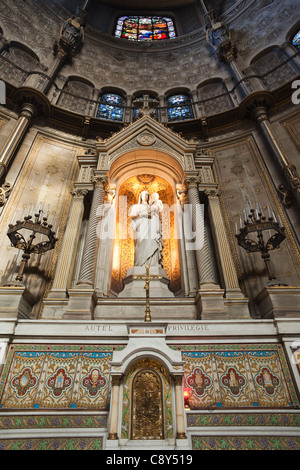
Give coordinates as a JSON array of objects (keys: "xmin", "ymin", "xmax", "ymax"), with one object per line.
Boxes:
[
  {"xmin": 187, "ymin": 412, "xmax": 300, "ymax": 427},
  {"xmin": 0, "ymin": 414, "xmax": 108, "ymax": 429},
  {"xmin": 0, "ymin": 437, "xmax": 103, "ymax": 450},
  {"xmin": 170, "ymin": 344, "xmax": 298, "ymax": 409},
  {"xmin": 192, "ymin": 435, "xmax": 300, "ymax": 450},
  {"xmin": 0, "ymin": 345, "xmax": 125, "ymax": 410}
]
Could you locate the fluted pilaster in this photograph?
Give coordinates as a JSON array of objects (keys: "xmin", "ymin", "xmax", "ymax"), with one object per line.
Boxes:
[
  {"xmin": 48, "ymin": 188, "xmax": 87, "ymax": 296},
  {"xmin": 76, "ymin": 175, "xmax": 107, "ymax": 287}
]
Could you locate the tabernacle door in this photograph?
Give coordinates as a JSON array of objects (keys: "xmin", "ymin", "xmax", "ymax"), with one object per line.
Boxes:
[{"xmin": 131, "ymin": 368, "xmax": 164, "ymax": 440}]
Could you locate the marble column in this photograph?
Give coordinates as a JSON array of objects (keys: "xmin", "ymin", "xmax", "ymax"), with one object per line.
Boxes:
[
  {"xmin": 173, "ymin": 375, "xmax": 187, "ymax": 440},
  {"xmin": 108, "ymin": 375, "xmax": 122, "ymax": 440},
  {"xmin": 185, "ymin": 176, "xmax": 219, "ymax": 288},
  {"xmin": 37, "ymin": 51, "xmax": 68, "ymax": 96},
  {"xmin": 185, "ymin": 176, "xmax": 225, "ymax": 317},
  {"xmin": 254, "ymin": 106, "xmax": 300, "ymax": 207},
  {"xmin": 205, "ymin": 188, "xmax": 250, "ymax": 318},
  {"xmin": 47, "ymin": 188, "xmax": 87, "ymax": 298},
  {"xmin": 206, "ymin": 20, "xmax": 300, "ymax": 208},
  {"xmin": 0, "ymin": 103, "xmax": 37, "ymax": 180},
  {"xmin": 225, "ymin": 50, "xmax": 252, "ymax": 99},
  {"xmin": 76, "ymin": 175, "xmax": 107, "ymax": 287},
  {"xmin": 206, "ymin": 20, "xmax": 251, "ymax": 100}
]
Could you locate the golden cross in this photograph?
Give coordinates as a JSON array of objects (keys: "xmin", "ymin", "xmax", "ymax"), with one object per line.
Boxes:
[{"xmin": 133, "ymin": 264, "xmax": 162, "ymax": 322}]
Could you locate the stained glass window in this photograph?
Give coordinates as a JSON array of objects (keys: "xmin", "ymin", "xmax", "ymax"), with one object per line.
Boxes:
[
  {"xmin": 292, "ymin": 31, "xmax": 300, "ymax": 51},
  {"xmin": 115, "ymin": 16, "xmax": 176, "ymax": 41},
  {"xmin": 97, "ymin": 93, "xmax": 125, "ymax": 121},
  {"xmin": 167, "ymin": 94, "xmax": 194, "ymax": 122}
]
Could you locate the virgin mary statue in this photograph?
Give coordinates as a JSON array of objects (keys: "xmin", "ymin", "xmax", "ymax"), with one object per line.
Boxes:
[{"xmin": 129, "ymin": 190, "xmax": 163, "ymax": 267}]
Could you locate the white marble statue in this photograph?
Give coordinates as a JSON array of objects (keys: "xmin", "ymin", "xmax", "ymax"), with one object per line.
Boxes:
[{"xmin": 129, "ymin": 190, "xmax": 163, "ymax": 267}]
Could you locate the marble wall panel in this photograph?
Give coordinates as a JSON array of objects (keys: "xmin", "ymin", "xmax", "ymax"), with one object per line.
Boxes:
[
  {"xmin": 211, "ymin": 137, "xmax": 300, "ymax": 299},
  {"xmin": 0, "ymin": 134, "xmax": 80, "ymax": 315}
]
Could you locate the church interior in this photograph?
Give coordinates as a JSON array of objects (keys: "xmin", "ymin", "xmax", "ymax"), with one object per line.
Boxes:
[{"xmin": 0, "ymin": 0, "xmax": 299, "ymax": 451}]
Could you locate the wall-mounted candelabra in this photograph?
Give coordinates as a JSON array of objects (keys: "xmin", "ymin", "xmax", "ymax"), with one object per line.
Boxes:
[
  {"xmin": 235, "ymin": 202, "xmax": 287, "ymax": 286},
  {"xmin": 6, "ymin": 203, "xmax": 59, "ymax": 284}
]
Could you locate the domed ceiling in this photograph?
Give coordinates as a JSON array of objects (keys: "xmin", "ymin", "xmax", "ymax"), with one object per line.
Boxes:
[
  {"xmin": 47, "ymin": 0, "xmax": 235, "ymax": 36},
  {"xmin": 52, "ymin": 0, "xmax": 232, "ymax": 17}
]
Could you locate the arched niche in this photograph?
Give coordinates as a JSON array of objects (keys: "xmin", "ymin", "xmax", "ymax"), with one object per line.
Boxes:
[
  {"xmin": 107, "ymin": 149, "xmax": 185, "ymax": 295},
  {"xmin": 109, "ymin": 149, "xmax": 185, "ymax": 188}
]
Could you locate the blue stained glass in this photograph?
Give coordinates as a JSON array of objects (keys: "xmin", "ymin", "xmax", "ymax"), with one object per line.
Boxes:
[
  {"xmin": 292, "ymin": 31, "xmax": 300, "ymax": 50},
  {"xmin": 97, "ymin": 93, "xmax": 125, "ymax": 121},
  {"xmin": 167, "ymin": 94, "xmax": 194, "ymax": 122}
]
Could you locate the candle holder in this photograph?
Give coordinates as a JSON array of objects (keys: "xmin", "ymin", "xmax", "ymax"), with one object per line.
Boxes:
[
  {"xmin": 6, "ymin": 207, "xmax": 59, "ymax": 284},
  {"xmin": 235, "ymin": 203, "xmax": 287, "ymax": 286}
]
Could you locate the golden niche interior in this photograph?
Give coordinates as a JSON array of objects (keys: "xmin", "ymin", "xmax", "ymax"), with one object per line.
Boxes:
[{"xmin": 111, "ymin": 174, "xmax": 181, "ymax": 294}]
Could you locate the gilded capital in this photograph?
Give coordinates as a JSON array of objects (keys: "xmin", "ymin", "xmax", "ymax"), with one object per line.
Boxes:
[
  {"xmin": 111, "ymin": 375, "xmax": 122, "ymax": 386},
  {"xmin": 173, "ymin": 375, "xmax": 183, "ymax": 386},
  {"xmin": 184, "ymin": 175, "xmax": 201, "ymax": 189},
  {"xmin": 92, "ymin": 175, "xmax": 108, "ymax": 188},
  {"xmin": 204, "ymin": 188, "xmax": 221, "ymax": 198},
  {"xmin": 71, "ymin": 188, "xmax": 88, "ymax": 198}
]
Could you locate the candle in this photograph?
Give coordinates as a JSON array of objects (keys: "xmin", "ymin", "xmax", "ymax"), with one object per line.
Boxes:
[
  {"xmin": 19, "ymin": 207, "xmax": 25, "ymax": 221},
  {"xmin": 27, "ymin": 204, "xmax": 32, "ymax": 217},
  {"xmin": 49, "ymin": 211, "xmax": 55, "ymax": 226}
]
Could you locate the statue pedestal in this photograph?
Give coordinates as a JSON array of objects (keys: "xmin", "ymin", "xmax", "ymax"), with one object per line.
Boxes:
[
  {"xmin": 254, "ymin": 286, "xmax": 300, "ymax": 318},
  {"xmin": 118, "ymin": 266, "xmax": 175, "ymax": 298},
  {"xmin": 0, "ymin": 286, "xmax": 34, "ymax": 319}
]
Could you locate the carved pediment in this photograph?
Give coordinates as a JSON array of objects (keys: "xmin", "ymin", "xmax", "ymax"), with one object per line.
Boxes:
[{"xmin": 95, "ymin": 115, "xmax": 197, "ymax": 170}]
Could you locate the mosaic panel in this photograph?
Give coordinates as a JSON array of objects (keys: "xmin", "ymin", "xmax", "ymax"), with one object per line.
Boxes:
[
  {"xmin": 121, "ymin": 358, "xmax": 174, "ymax": 440},
  {"xmin": 192, "ymin": 435, "xmax": 300, "ymax": 451},
  {"xmin": 187, "ymin": 412, "xmax": 300, "ymax": 427},
  {"xmin": 0, "ymin": 437, "xmax": 103, "ymax": 450},
  {"xmin": 0, "ymin": 345, "xmax": 125, "ymax": 410},
  {"xmin": 0, "ymin": 414, "xmax": 108, "ymax": 429},
  {"xmin": 170, "ymin": 344, "xmax": 298, "ymax": 409}
]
